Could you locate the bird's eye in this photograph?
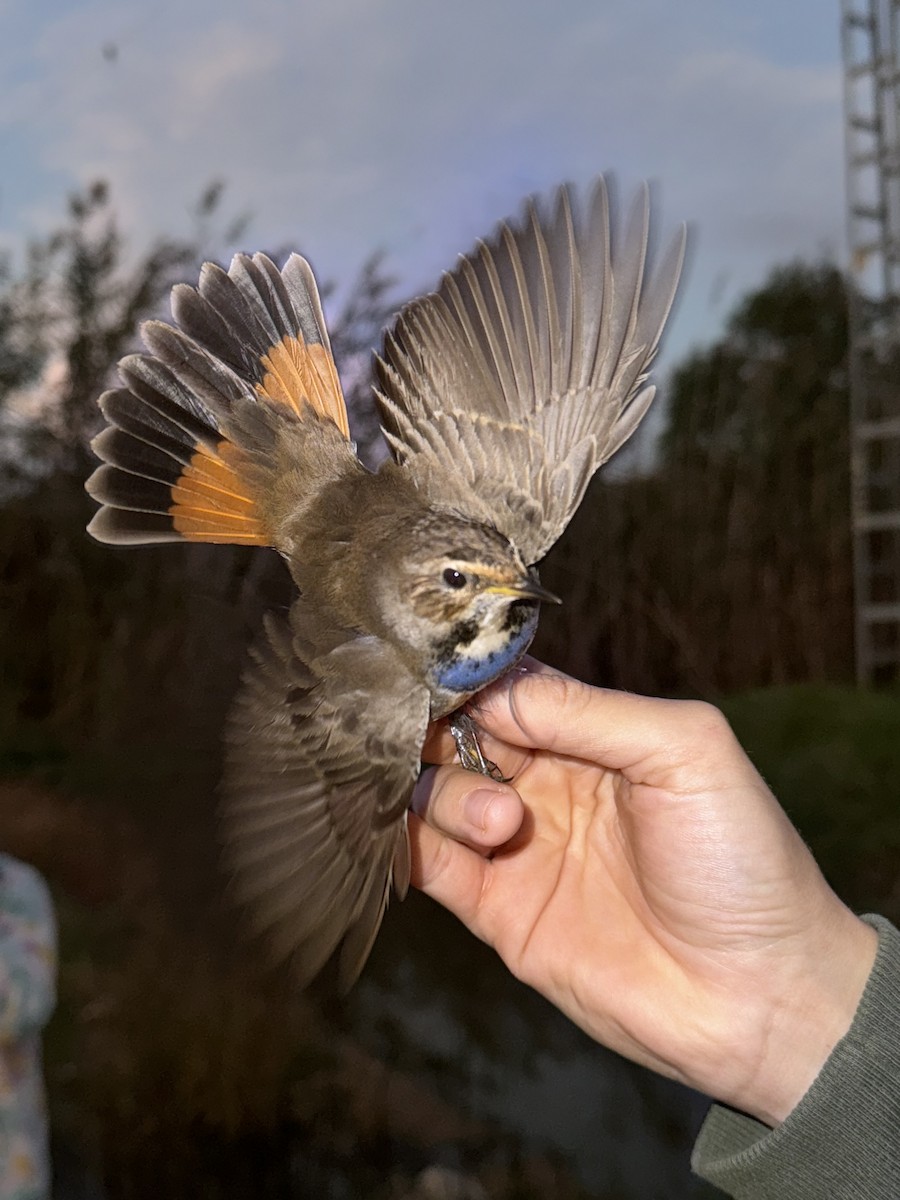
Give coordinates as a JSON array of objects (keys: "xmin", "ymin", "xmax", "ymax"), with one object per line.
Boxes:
[{"xmin": 442, "ymin": 567, "xmax": 467, "ymax": 589}]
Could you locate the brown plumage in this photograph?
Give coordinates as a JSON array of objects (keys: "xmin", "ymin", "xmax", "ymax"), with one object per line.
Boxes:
[{"xmin": 86, "ymin": 179, "xmax": 686, "ymax": 988}]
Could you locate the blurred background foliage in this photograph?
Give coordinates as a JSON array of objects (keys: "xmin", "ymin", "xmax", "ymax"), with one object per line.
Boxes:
[{"xmin": 0, "ymin": 182, "xmax": 897, "ymax": 1199}]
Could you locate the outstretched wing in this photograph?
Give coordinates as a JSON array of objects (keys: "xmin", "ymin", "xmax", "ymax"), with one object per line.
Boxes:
[
  {"xmin": 222, "ymin": 605, "xmax": 430, "ymax": 990},
  {"xmin": 375, "ymin": 179, "xmax": 686, "ymax": 564}
]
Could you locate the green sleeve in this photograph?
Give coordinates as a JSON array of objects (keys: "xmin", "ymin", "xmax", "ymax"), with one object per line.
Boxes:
[{"xmin": 691, "ymin": 915, "xmax": 900, "ymax": 1198}]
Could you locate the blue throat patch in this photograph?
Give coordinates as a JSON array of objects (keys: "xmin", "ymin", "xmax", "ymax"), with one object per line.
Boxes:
[{"xmin": 433, "ymin": 605, "xmax": 540, "ymax": 695}]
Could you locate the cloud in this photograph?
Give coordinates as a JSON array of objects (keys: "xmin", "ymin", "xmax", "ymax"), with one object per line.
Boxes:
[{"xmin": 1, "ymin": 0, "xmax": 845, "ymax": 358}]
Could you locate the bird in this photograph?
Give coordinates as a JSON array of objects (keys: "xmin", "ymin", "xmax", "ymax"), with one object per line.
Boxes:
[{"xmin": 85, "ymin": 178, "xmax": 686, "ymax": 989}]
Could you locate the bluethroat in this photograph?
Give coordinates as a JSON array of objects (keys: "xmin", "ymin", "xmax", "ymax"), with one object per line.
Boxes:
[{"xmin": 86, "ymin": 179, "xmax": 685, "ymax": 988}]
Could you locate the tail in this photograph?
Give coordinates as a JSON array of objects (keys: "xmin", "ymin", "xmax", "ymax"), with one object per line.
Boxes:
[{"xmin": 86, "ymin": 253, "xmax": 350, "ymax": 546}]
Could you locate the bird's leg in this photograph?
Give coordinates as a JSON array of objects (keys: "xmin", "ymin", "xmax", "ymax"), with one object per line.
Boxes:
[{"xmin": 449, "ymin": 710, "xmax": 509, "ymax": 783}]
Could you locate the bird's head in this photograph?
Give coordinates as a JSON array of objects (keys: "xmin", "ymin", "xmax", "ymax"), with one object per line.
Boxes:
[{"xmin": 374, "ymin": 512, "xmax": 559, "ymax": 709}]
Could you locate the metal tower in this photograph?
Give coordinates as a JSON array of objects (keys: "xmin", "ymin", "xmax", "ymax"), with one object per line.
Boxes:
[{"xmin": 842, "ymin": 0, "xmax": 900, "ymax": 684}]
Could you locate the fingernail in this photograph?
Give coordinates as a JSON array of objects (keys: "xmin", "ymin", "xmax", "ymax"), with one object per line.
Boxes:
[{"xmin": 464, "ymin": 787, "xmax": 505, "ymax": 832}]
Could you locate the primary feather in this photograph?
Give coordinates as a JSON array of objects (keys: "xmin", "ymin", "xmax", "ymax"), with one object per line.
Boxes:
[{"xmin": 376, "ymin": 178, "xmax": 686, "ymax": 563}]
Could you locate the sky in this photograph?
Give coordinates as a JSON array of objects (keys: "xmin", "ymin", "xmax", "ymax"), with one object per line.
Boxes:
[{"xmin": 0, "ymin": 0, "xmax": 846, "ymax": 370}]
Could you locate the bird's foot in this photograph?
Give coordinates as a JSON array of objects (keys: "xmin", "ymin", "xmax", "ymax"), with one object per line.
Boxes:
[{"xmin": 449, "ymin": 711, "xmax": 510, "ymax": 782}]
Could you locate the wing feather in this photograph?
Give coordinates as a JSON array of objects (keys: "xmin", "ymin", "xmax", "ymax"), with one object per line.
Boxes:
[
  {"xmin": 375, "ymin": 177, "xmax": 686, "ymax": 563},
  {"xmin": 222, "ymin": 607, "xmax": 429, "ymax": 990}
]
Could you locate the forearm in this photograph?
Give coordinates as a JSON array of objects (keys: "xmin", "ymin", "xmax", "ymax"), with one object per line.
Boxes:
[
  {"xmin": 718, "ymin": 902, "xmax": 879, "ymax": 1127},
  {"xmin": 692, "ymin": 915, "xmax": 900, "ymax": 1199}
]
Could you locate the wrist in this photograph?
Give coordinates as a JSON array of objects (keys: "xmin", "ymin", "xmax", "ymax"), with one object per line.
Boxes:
[{"xmin": 735, "ymin": 907, "xmax": 878, "ymax": 1127}]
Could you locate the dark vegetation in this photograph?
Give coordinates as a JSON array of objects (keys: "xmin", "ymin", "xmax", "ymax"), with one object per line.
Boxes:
[{"xmin": 0, "ymin": 182, "xmax": 897, "ymax": 1198}]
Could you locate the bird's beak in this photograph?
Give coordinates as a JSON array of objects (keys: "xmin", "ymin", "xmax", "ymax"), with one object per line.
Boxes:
[{"xmin": 487, "ymin": 575, "xmax": 561, "ymax": 605}]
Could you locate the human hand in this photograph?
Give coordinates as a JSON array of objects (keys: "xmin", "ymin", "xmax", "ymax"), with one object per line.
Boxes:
[{"xmin": 410, "ymin": 662, "xmax": 878, "ymax": 1127}]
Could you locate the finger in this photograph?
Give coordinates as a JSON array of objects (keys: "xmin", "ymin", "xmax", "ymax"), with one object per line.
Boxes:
[
  {"xmin": 412, "ymin": 766, "xmax": 525, "ymax": 854},
  {"xmin": 421, "ymin": 658, "xmax": 563, "ymax": 764},
  {"xmin": 421, "ymin": 659, "xmax": 566, "ymax": 765},
  {"xmin": 470, "ymin": 670, "xmax": 746, "ymax": 786},
  {"xmin": 407, "ymin": 812, "xmax": 492, "ymax": 929}
]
